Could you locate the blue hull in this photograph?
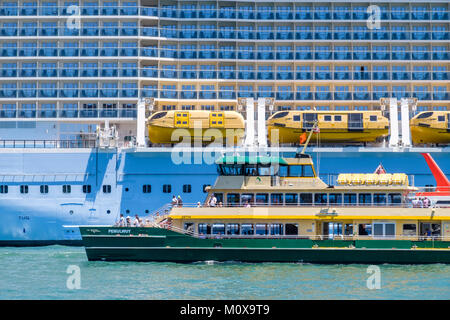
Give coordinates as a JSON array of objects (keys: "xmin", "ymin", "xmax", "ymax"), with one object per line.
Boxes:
[{"xmin": 0, "ymin": 147, "xmax": 449, "ymax": 245}]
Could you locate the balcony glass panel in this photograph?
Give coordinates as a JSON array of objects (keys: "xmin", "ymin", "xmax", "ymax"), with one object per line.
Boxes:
[
  {"xmin": 334, "ymin": 67, "xmax": 350, "ymax": 80},
  {"xmin": 391, "ymin": 7, "xmax": 409, "ymax": 20},
  {"xmin": 277, "ymin": 67, "xmax": 293, "ymax": 80},
  {"xmin": 41, "ymin": 2, "xmax": 58, "ymax": 15},
  {"xmin": 20, "ymin": 84, "xmax": 36, "ymax": 97},
  {"xmin": 334, "ymin": 87, "xmax": 351, "ymax": 100},
  {"xmin": 315, "ymin": 87, "xmax": 331, "ymax": 100},
  {"xmin": 315, "ymin": 47, "xmax": 331, "ymax": 60},
  {"xmin": 353, "ymin": 87, "xmax": 370, "ymax": 100},
  {"xmin": 432, "ymin": 7, "xmax": 448, "ymax": 20},
  {"xmin": 219, "ymin": 47, "xmax": 235, "ymax": 59},
  {"xmin": 334, "ymin": 27, "xmax": 350, "ymax": 40},
  {"xmin": 238, "ymin": 6, "xmax": 254, "ymax": 19},
  {"xmin": 257, "ymin": 7, "xmax": 273, "ymax": 19},
  {"xmin": 372, "ymin": 27, "xmax": 389, "ymax": 40},
  {"xmin": 121, "ymin": 2, "xmax": 138, "ymax": 15},
  {"xmin": 277, "ymin": 87, "xmax": 293, "ymax": 100},
  {"xmin": 257, "ymin": 67, "xmax": 273, "ymax": 80},
  {"xmin": 161, "ymin": 86, "xmax": 177, "ymax": 99},
  {"xmin": 21, "ymin": 63, "xmax": 36, "ymax": 77},
  {"xmin": 21, "ymin": 22, "xmax": 37, "ymax": 36},
  {"xmin": 315, "ymin": 67, "xmax": 330, "ymax": 80},
  {"xmin": 412, "ymin": 7, "xmax": 429, "ymax": 20},
  {"xmin": 295, "ymin": 6, "xmax": 312, "ymax": 19},
  {"xmin": 141, "ymin": 46, "xmax": 157, "ymax": 57},
  {"xmin": 334, "ymin": 46, "xmax": 350, "ymax": 60},
  {"xmin": 121, "ymin": 43, "xmax": 137, "ymax": 57},
  {"xmin": 239, "ymin": 47, "xmax": 254, "ymax": 60},
  {"xmin": 82, "ymin": 63, "xmax": 98, "ymax": 77},
  {"xmin": 296, "ymin": 26, "xmax": 312, "ymax": 40},
  {"xmin": 334, "ymin": 6, "xmax": 350, "ymax": 19},
  {"xmin": 2, "ymin": 23, "xmax": 17, "ymax": 36},
  {"xmin": 101, "ymin": 84, "xmax": 118, "ymax": 98},
  {"xmin": 61, "ymin": 84, "xmax": 78, "ymax": 98},
  {"xmin": 180, "ymin": 5, "xmax": 196, "ymax": 18},
  {"xmin": 82, "ymin": 2, "xmax": 98, "ymax": 15},
  {"xmin": 3, "ymin": 43, "xmax": 17, "ymax": 57},
  {"xmin": 432, "ymin": 27, "xmax": 449, "ymax": 40},
  {"xmin": 141, "ymin": 27, "xmax": 158, "ymax": 37},
  {"xmin": 219, "ymin": 7, "xmax": 235, "ymax": 19},
  {"xmin": 102, "ymin": 2, "xmax": 118, "ymax": 15},
  {"xmin": 412, "ymin": 27, "xmax": 429, "ymax": 40},
  {"xmin": 21, "ymin": 2, "xmax": 37, "ymax": 16},
  {"xmin": 353, "ymin": 47, "xmax": 370, "ymax": 60},
  {"xmin": 142, "ymin": 85, "xmax": 157, "ymax": 98},
  {"xmin": 353, "ymin": 27, "xmax": 370, "ymax": 40},
  {"xmin": 353, "ymin": 7, "xmax": 368, "ymax": 20},
  {"xmin": 102, "ymin": 22, "xmax": 118, "ymax": 36},
  {"xmin": 40, "ymin": 63, "xmax": 57, "ymax": 77},
  {"xmin": 199, "ymin": 5, "xmax": 216, "ymax": 18},
  {"xmin": 82, "ymin": 43, "xmax": 99, "ymax": 56},
  {"xmin": 373, "ymin": 87, "xmax": 389, "ymax": 100},
  {"xmin": 392, "ymin": 47, "xmax": 409, "ymax": 60},
  {"xmin": 121, "ymin": 22, "xmax": 138, "ymax": 36},
  {"xmin": 296, "ymin": 87, "xmax": 312, "ymax": 100},
  {"xmin": 141, "ymin": 66, "xmax": 157, "ymax": 78},
  {"xmin": 314, "ymin": 6, "xmax": 330, "ymax": 19},
  {"xmin": 39, "ymin": 84, "xmax": 57, "ymax": 98},
  {"xmin": 160, "ymin": 5, "xmax": 176, "ymax": 18},
  {"xmin": 276, "ymin": 6, "xmax": 293, "ymax": 20},
  {"xmin": 40, "ymin": 43, "xmax": 58, "ymax": 56},
  {"xmin": 2, "ymin": 63, "xmax": 16, "ymax": 77},
  {"xmin": 296, "ymin": 67, "xmax": 312, "ymax": 80}
]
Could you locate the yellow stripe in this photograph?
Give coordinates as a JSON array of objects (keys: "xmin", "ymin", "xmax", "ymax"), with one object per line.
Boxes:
[{"xmin": 171, "ymin": 215, "xmax": 450, "ymax": 220}]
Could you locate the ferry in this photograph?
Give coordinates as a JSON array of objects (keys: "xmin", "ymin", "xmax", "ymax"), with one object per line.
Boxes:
[{"xmin": 78, "ymin": 134, "xmax": 450, "ymax": 264}]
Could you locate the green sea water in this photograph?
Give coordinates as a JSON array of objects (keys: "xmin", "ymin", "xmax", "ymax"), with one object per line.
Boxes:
[{"xmin": 0, "ymin": 246, "xmax": 449, "ymax": 300}]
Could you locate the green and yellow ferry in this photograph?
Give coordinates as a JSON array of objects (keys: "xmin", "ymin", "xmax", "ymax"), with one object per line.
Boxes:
[{"xmin": 78, "ymin": 149, "xmax": 450, "ymax": 264}]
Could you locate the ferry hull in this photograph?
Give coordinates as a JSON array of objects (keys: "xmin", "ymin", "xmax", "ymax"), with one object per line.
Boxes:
[{"xmin": 81, "ymin": 227, "xmax": 450, "ymax": 264}]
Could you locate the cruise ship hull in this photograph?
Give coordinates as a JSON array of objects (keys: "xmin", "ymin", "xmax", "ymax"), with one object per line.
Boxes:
[{"xmin": 0, "ymin": 147, "xmax": 449, "ymax": 246}]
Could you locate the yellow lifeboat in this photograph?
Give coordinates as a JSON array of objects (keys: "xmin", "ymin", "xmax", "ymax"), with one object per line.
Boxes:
[
  {"xmin": 267, "ymin": 110, "xmax": 389, "ymax": 144},
  {"xmin": 392, "ymin": 173, "xmax": 408, "ymax": 186},
  {"xmin": 410, "ymin": 111, "xmax": 450, "ymax": 145},
  {"xmin": 378, "ymin": 174, "xmax": 392, "ymax": 185},
  {"xmin": 147, "ymin": 110, "xmax": 245, "ymax": 145}
]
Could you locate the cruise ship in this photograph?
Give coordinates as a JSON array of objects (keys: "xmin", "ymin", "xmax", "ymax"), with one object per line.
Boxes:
[{"xmin": 0, "ymin": 0, "xmax": 448, "ymax": 245}]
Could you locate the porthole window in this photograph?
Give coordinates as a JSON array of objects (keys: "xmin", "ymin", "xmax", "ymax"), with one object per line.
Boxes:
[
  {"xmin": 125, "ymin": 187, "xmax": 129, "ymax": 192},
  {"xmin": 69, "ymin": 210, "xmax": 74, "ymax": 215},
  {"xmin": 106, "ymin": 210, "xmax": 111, "ymax": 214}
]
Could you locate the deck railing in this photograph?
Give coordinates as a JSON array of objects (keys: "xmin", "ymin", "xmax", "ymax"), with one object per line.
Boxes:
[{"xmin": 0, "ymin": 139, "xmax": 97, "ymax": 148}]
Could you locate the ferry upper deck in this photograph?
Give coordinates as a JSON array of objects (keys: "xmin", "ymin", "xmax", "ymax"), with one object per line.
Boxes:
[{"xmin": 0, "ymin": 0, "xmax": 448, "ymax": 144}]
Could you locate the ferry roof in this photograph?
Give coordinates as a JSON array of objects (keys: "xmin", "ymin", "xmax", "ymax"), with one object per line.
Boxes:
[{"xmin": 216, "ymin": 156, "xmax": 289, "ymax": 165}]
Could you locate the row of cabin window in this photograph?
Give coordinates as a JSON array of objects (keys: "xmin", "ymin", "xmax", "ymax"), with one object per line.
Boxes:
[
  {"xmin": 186, "ymin": 222, "xmax": 441, "ymax": 237},
  {"xmin": 0, "ymin": 184, "xmax": 210, "ymax": 194},
  {"xmin": 212, "ymin": 192, "xmax": 403, "ymax": 205},
  {"xmin": 187, "ymin": 222, "xmax": 298, "ymax": 236}
]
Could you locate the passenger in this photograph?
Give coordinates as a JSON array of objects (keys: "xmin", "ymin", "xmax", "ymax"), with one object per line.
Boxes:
[
  {"xmin": 209, "ymin": 194, "xmax": 217, "ymax": 207},
  {"xmin": 197, "ymin": 202, "xmax": 202, "ymax": 208},
  {"xmin": 126, "ymin": 216, "xmax": 131, "ymax": 227},
  {"xmin": 245, "ymin": 201, "xmax": 251, "ymax": 208},
  {"xmin": 144, "ymin": 219, "xmax": 151, "ymax": 227},
  {"xmin": 116, "ymin": 214, "xmax": 125, "ymax": 227},
  {"xmin": 218, "ymin": 202, "xmax": 223, "ymax": 207},
  {"xmin": 423, "ymin": 197, "xmax": 430, "ymax": 208},
  {"xmin": 171, "ymin": 195, "xmax": 178, "ymax": 207},
  {"xmin": 177, "ymin": 195, "xmax": 183, "ymax": 207},
  {"xmin": 133, "ymin": 214, "xmax": 140, "ymax": 227},
  {"xmin": 412, "ymin": 198, "xmax": 419, "ymax": 208},
  {"xmin": 417, "ymin": 198, "xmax": 424, "ymax": 208}
]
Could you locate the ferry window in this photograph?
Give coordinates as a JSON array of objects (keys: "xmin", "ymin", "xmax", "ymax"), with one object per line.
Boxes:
[
  {"xmin": 358, "ymin": 193, "xmax": 372, "ymax": 205},
  {"xmin": 203, "ymin": 184, "xmax": 211, "ymax": 193},
  {"xmin": 241, "ymin": 224, "xmax": 254, "ymax": 235},
  {"xmin": 227, "ymin": 193, "xmax": 240, "ymax": 206},
  {"xmin": 271, "ymin": 193, "xmax": 283, "ymax": 205},
  {"xmin": 314, "ymin": 193, "xmax": 328, "ymax": 205},
  {"xmin": 142, "ymin": 185, "xmax": 151, "ymax": 193},
  {"xmin": 270, "ymin": 224, "xmax": 284, "ymax": 236},
  {"xmin": 324, "ymin": 115, "xmax": 332, "ymax": 121},
  {"xmin": 334, "ymin": 115, "xmax": 342, "ymax": 122},
  {"xmin": 102, "ymin": 185, "xmax": 111, "ymax": 193},
  {"xmin": 198, "ymin": 223, "xmax": 211, "ymax": 235},
  {"xmin": 212, "ymin": 193, "xmax": 223, "ymax": 204},
  {"xmin": 329, "ymin": 193, "xmax": 342, "ymax": 205},
  {"xmin": 373, "ymin": 193, "xmax": 387, "ymax": 205},
  {"xmin": 212, "ymin": 223, "xmax": 225, "ymax": 235},
  {"xmin": 344, "ymin": 224, "xmax": 353, "ymax": 235},
  {"xmin": 420, "ymin": 223, "xmax": 441, "ymax": 237},
  {"xmin": 219, "ymin": 164, "xmax": 244, "ymax": 176},
  {"xmin": 255, "ymin": 193, "xmax": 268, "ymax": 205},
  {"xmin": 82, "ymin": 185, "xmax": 91, "ymax": 194},
  {"xmin": 358, "ymin": 224, "xmax": 372, "ymax": 236},
  {"xmin": 162, "ymin": 184, "xmax": 171, "ymax": 193},
  {"xmin": 40, "ymin": 185, "xmax": 49, "ymax": 194},
  {"xmin": 288, "ymin": 165, "xmax": 302, "ymax": 177},
  {"xmin": 184, "ymin": 223, "xmax": 194, "ymax": 234},
  {"xmin": 226, "ymin": 224, "xmax": 240, "ymax": 235},
  {"xmin": 369, "ymin": 115, "xmax": 377, "ymax": 122},
  {"xmin": 293, "ymin": 115, "xmax": 301, "ymax": 121},
  {"xmin": 241, "ymin": 193, "xmax": 254, "ymax": 205},
  {"xmin": 183, "ymin": 184, "xmax": 191, "ymax": 193},
  {"xmin": 388, "ymin": 193, "xmax": 402, "ymax": 205},
  {"xmin": 20, "ymin": 185, "xmax": 29, "ymax": 194},
  {"xmin": 373, "ymin": 223, "xmax": 395, "ymax": 238},
  {"xmin": 62, "ymin": 185, "xmax": 71, "ymax": 194},
  {"xmin": 278, "ymin": 165, "xmax": 288, "ymax": 177},
  {"xmin": 255, "ymin": 224, "xmax": 269, "ymax": 235},
  {"xmin": 0, "ymin": 185, "xmax": 8, "ymax": 194},
  {"xmin": 344, "ymin": 193, "xmax": 357, "ymax": 205},
  {"xmin": 300, "ymin": 193, "xmax": 312, "ymax": 205},
  {"xmin": 402, "ymin": 224, "xmax": 416, "ymax": 236},
  {"xmin": 302, "ymin": 165, "xmax": 315, "ymax": 177},
  {"xmin": 285, "ymin": 223, "xmax": 298, "ymax": 236},
  {"xmin": 437, "ymin": 115, "xmax": 445, "ymax": 122},
  {"xmin": 285, "ymin": 193, "xmax": 298, "ymax": 205}
]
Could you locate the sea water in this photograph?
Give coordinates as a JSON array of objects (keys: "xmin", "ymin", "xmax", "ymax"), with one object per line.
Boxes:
[{"xmin": 0, "ymin": 246, "xmax": 449, "ymax": 300}]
